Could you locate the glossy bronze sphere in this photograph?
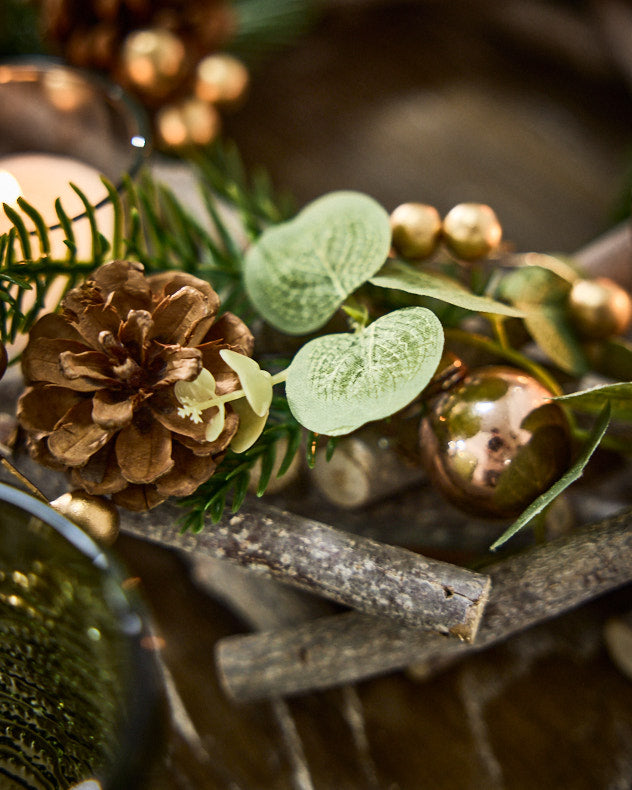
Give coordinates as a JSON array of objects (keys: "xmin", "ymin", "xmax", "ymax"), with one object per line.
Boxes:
[
  {"xmin": 568, "ymin": 277, "xmax": 632, "ymax": 340},
  {"xmin": 442, "ymin": 202, "xmax": 502, "ymax": 261},
  {"xmin": 419, "ymin": 366, "xmax": 571, "ymax": 519},
  {"xmin": 390, "ymin": 202, "xmax": 442, "ymax": 260}
]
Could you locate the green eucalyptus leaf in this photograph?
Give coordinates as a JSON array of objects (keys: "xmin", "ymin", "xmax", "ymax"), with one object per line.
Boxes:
[
  {"xmin": 507, "ymin": 252, "xmax": 580, "ymax": 284},
  {"xmin": 499, "ymin": 264, "xmax": 588, "ymax": 376},
  {"xmin": 584, "ymin": 337, "xmax": 632, "ymax": 381},
  {"xmin": 370, "ymin": 260, "xmax": 524, "ymax": 317},
  {"xmin": 499, "ymin": 264, "xmax": 572, "ymax": 304},
  {"xmin": 286, "ymin": 306, "xmax": 444, "ymax": 435},
  {"xmin": 522, "ymin": 304, "xmax": 588, "ymax": 376},
  {"xmin": 244, "ymin": 191, "xmax": 391, "ymax": 334},
  {"xmin": 490, "ymin": 402, "xmax": 611, "ymax": 551},
  {"xmin": 555, "ymin": 382, "xmax": 632, "ymax": 421}
]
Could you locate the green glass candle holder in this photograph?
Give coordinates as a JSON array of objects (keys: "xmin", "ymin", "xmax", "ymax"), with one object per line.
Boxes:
[{"xmin": 0, "ymin": 481, "xmax": 163, "ymax": 789}]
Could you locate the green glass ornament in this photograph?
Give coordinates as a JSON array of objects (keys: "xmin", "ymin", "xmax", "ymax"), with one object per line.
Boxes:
[{"xmin": 419, "ymin": 365, "xmax": 571, "ymax": 519}]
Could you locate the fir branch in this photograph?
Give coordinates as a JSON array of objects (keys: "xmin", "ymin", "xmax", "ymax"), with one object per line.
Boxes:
[
  {"xmin": 179, "ymin": 401, "xmax": 304, "ymax": 532},
  {"xmin": 230, "ymin": 0, "xmax": 319, "ymax": 64},
  {"xmin": 192, "ymin": 140, "xmax": 294, "ymax": 239}
]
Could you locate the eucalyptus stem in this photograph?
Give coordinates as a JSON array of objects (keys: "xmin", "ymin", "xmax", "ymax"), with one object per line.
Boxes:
[
  {"xmin": 445, "ymin": 327, "xmax": 564, "ymax": 397},
  {"xmin": 488, "ymin": 313, "xmax": 510, "ymax": 350}
]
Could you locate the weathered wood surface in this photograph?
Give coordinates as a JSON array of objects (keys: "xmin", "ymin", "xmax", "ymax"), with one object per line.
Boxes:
[
  {"xmin": 121, "ymin": 501, "xmax": 491, "ymax": 641},
  {"xmin": 216, "ymin": 508, "xmax": 632, "ymax": 701}
]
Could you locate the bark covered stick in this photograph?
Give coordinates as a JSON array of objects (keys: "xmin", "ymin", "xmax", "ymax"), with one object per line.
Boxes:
[
  {"xmin": 216, "ymin": 508, "xmax": 632, "ymax": 701},
  {"xmin": 120, "ymin": 499, "xmax": 491, "ymax": 641}
]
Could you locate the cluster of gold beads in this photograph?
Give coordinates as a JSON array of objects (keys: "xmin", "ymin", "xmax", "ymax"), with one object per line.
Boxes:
[
  {"xmin": 389, "ymin": 201, "xmax": 503, "ymax": 262},
  {"xmin": 121, "ymin": 29, "xmax": 249, "ymax": 150}
]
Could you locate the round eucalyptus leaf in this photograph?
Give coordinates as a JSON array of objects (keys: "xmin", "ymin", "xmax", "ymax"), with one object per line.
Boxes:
[
  {"xmin": 243, "ymin": 191, "xmax": 391, "ymax": 335},
  {"xmin": 286, "ymin": 306, "xmax": 444, "ymax": 435}
]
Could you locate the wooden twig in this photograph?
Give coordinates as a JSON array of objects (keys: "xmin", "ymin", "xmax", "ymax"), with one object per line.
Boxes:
[
  {"xmin": 215, "ymin": 508, "xmax": 632, "ymax": 701},
  {"xmin": 120, "ymin": 500, "xmax": 491, "ymax": 641}
]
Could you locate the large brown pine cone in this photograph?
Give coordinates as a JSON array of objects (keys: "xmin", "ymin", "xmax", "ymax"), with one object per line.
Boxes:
[{"xmin": 17, "ymin": 260, "xmax": 253, "ymax": 511}]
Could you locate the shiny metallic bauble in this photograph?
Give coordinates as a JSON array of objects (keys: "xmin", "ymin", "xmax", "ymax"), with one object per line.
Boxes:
[
  {"xmin": 121, "ymin": 28, "xmax": 186, "ymax": 98},
  {"xmin": 568, "ymin": 276, "xmax": 632, "ymax": 339},
  {"xmin": 390, "ymin": 202, "xmax": 442, "ymax": 260},
  {"xmin": 442, "ymin": 202, "xmax": 502, "ymax": 261},
  {"xmin": 50, "ymin": 490, "xmax": 120, "ymax": 545},
  {"xmin": 419, "ymin": 366, "xmax": 571, "ymax": 519},
  {"xmin": 195, "ymin": 54, "xmax": 249, "ymax": 108},
  {"xmin": 156, "ymin": 97, "xmax": 221, "ymax": 148}
]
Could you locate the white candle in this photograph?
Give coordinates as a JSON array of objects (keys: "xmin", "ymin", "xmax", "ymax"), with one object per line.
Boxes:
[
  {"xmin": 0, "ymin": 153, "xmax": 115, "ymax": 359},
  {"xmin": 0, "ymin": 152, "xmax": 114, "ymax": 257}
]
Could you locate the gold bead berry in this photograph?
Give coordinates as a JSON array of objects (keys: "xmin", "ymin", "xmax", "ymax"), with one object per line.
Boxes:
[
  {"xmin": 121, "ymin": 28, "xmax": 186, "ymax": 98},
  {"xmin": 50, "ymin": 491, "xmax": 120, "ymax": 545},
  {"xmin": 195, "ymin": 54, "xmax": 250, "ymax": 108},
  {"xmin": 442, "ymin": 202, "xmax": 502, "ymax": 261},
  {"xmin": 568, "ymin": 277, "xmax": 632, "ymax": 340},
  {"xmin": 156, "ymin": 97, "xmax": 221, "ymax": 148},
  {"xmin": 390, "ymin": 202, "xmax": 442, "ymax": 260}
]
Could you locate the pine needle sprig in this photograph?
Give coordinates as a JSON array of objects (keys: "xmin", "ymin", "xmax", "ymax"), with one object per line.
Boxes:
[
  {"xmin": 0, "ymin": 143, "xmax": 284, "ymax": 343},
  {"xmin": 192, "ymin": 140, "xmax": 295, "ymax": 240},
  {"xmin": 178, "ymin": 396, "xmax": 304, "ymax": 532}
]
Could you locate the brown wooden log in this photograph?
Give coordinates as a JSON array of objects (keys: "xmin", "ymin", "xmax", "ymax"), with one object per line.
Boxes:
[
  {"xmin": 120, "ymin": 500, "xmax": 491, "ymax": 641},
  {"xmin": 215, "ymin": 508, "xmax": 632, "ymax": 701}
]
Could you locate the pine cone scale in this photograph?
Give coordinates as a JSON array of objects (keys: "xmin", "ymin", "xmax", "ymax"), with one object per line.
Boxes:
[
  {"xmin": 115, "ymin": 418, "xmax": 173, "ymax": 484},
  {"xmin": 47, "ymin": 400, "xmax": 114, "ymax": 466},
  {"xmin": 157, "ymin": 345, "xmax": 202, "ymax": 387},
  {"xmin": 150, "ymin": 285, "xmax": 216, "ymax": 345},
  {"xmin": 153, "ymin": 443, "xmax": 217, "ymax": 497},
  {"xmin": 76, "ymin": 304, "xmax": 122, "ymax": 347},
  {"xmin": 18, "ymin": 385, "xmax": 83, "ymax": 433},
  {"xmin": 59, "ymin": 349, "xmax": 119, "ymax": 387},
  {"xmin": 92, "ymin": 390, "xmax": 135, "ymax": 429},
  {"xmin": 22, "ymin": 338, "xmax": 93, "ymax": 389}
]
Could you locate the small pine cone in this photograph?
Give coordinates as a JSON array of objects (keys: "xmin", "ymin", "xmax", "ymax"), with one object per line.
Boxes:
[{"xmin": 17, "ymin": 260, "xmax": 254, "ymax": 511}]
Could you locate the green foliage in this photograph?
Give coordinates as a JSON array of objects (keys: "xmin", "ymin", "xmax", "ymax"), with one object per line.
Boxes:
[
  {"xmin": 556, "ymin": 382, "xmax": 632, "ymax": 422},
  {"xmin": 178, "ymin": 396, "xmax": 303, "ymax": 531},
  {"xmin": 286, "ymin": 307, "xmax": 444, "ymax": 435},
  {"xmin": 499, "ymin": 264, "xmax": 588, "ymax": 375},
  {"xmin": 244, "ymin": 191, "xmax": 392, "ymax": 334},
  {"xmin": 0, "ymin": 142, "xmax": 289, "ymax": 343},
  {"xmin": 370, "ymin": 260, "xmax": 524, "ymax": 317},
  {"xmin": 2, "ymin": 136, "xmax": 629, "ymax": 542},
  {"xmin": 490, "ymin": 404, "xmax": 611, "ymax": 551}
]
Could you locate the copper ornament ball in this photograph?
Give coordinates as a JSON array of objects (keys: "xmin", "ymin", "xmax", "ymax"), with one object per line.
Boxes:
[
  {"xmin": 442, "ymin": 202, "xmax": 502, "ymax": 261},
  {"xmin": 419, "ymin": 366, "xmax": 571, "ymax": 519},
  {"xmin": 390, "ymin": 202, "xmax": 442, "ymax": 260},
  {"xmin": 568, "ymin": 276, "xmax": 632, "ymax": 339}
]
